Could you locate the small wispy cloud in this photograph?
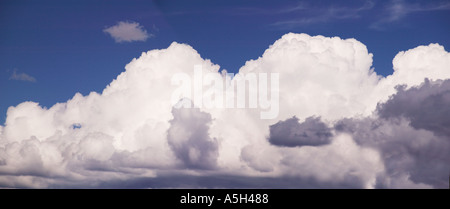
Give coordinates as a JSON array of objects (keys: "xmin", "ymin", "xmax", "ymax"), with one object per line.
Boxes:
[
  {"xmin": 9, "ymin": 69, "xmax": 36, "ymax": 82},
  {"xmin": 270, "ymin": 1, "xmax": 374, "ymax": 29},
  {"xmin": 370, "ymin": 0, "xmax": 450, "ymax": 30},
  {"xmin": 103, "ymin": 21, "xmax": 152, "ymax": 43},
  {"xmin": 230, "ymin": 2, "xmax": 307, "ymax": 16},
  {"xmin": 163, "ymin": 2, "xmax": 307, "ymax": 18}
]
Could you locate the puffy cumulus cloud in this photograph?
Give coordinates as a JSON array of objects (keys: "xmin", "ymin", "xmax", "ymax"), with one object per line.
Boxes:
[
  {"xmin": 0, "ymin": 42, "xmax": 219, "ymax": 188},
  {"xmin": 372, "ymin": 44, "xmax": 450, "ymax": 105},
  {"xmin": 103, "ymin": 21, "xmax": 152, "ymax": 43},
  {"xmin": 1, "ymin": 33, "xmax": 450, "ymax": 188},
  {"xmin": 391, "ymin": 44, "xmax": 450, "ymax": 84},
  {"xmin": 268, "ymin": 116, "xmax": 332, "ymax": 147},
  {"xmin": 241, "ymin": 34, "xmax": 450, "ymax": 122},
  {"xmin": 238, "ymin": 33, "xmax": 380, "ymax": 121}
]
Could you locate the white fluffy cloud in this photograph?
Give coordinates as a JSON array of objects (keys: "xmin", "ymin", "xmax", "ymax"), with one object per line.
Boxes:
[
  {"xmin": 103, "ymin": 21, "xmax": 151, "ymax": 43},
  {"xmin": 0, "ymin": 33, "xmax": 449, "ymax": 188}
]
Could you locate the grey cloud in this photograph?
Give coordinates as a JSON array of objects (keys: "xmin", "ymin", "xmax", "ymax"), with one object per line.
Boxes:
[
  {"xmin": 167, "ymin": 106, "xmax": 219, "ymax": 170},
  {"xmin": 377, "ymin": 79, "xmax": 450, "ymax": 137},
  {"xmin": 336, "ymin": 117, "xmax": 450, "ymax": 188},
  {"xmin": 45, "ymin": 174, "xmax": 364, "ymax": 189},
  {"xmin": 335, "ymin": 79, "xmax": 450, "ymax": 188},
  {"xmin": 268, "ymin": 116, "xmax": 332, "ymax": 147}
]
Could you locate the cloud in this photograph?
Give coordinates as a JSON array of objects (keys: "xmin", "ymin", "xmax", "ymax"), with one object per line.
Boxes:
[
  {"xmin": 167, "ymin": 104, "xmax": 219, "ymax": 169},
  {"xmin": 271, "ymin": 1, "xmax": 374, "ymax": 29},
  {"xmin": 9, "ymin": 69, "xmax": 36, "ymax": 82},
  {"xmin": 370, "ymin": 0, "xmax": 450, "ymax": 29},
  {"xmin": 103, "ymin": 21, "xmax": 152, "ymax": 43},
  {"xmin": 0, "ymin": 33, "xmax": 450, "ymax": 188},
  {"xmin": 229, "ymin": 2, "xmax": 307, "ymax": 16},
  {"xmin": 268, "ymin": 117, "xmax": 332, "ymax": 147},
  {"xmin": 335, "ymin": 116, "xmax": 448, "ymax": 189},
  {"xmin": 334, "ymin": 79, "xmax": 450, "ymax": 189},
  {"xmin": 264, "ymin": 0, "xmax": 449, "ymax": 30},
  {"xmin": 378, "ymin": 79, "xmax": 450, "ymax": 136}
]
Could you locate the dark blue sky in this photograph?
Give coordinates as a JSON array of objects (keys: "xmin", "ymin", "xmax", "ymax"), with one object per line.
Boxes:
[{"xmin": 1, "ymin": 0, "xmax": 449, "ymax": 124}]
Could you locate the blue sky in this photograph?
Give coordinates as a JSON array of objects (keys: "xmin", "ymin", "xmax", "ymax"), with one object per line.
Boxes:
[{"xmin": 1, "ymin": 0, "xmax": 449, "ymax": 124}]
